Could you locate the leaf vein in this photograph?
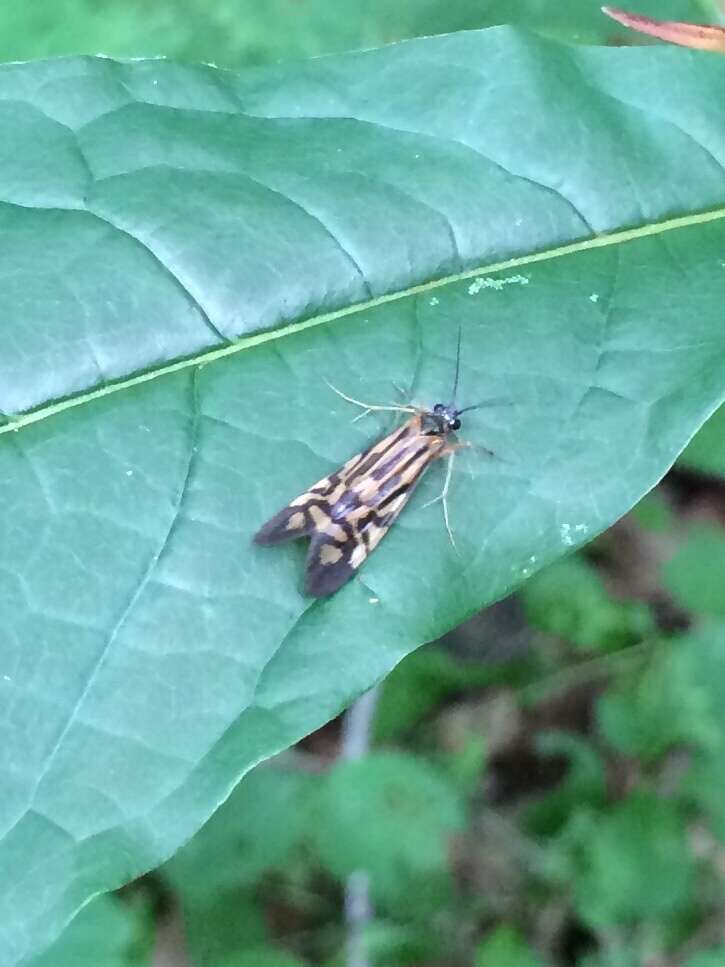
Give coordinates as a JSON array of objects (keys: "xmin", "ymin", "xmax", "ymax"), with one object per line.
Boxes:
[
  {"xmin": 85, "ymin": 205, "xmax": 230, "ymax": 345},
  {"xmin": 0, "ymin": 206, "xmax": 723, "ymax": 437},
  {"xmin": 231, "ymin": 169, "xmax": 374, "ymax": 301},
  {"xmin": 16, "ymin": 366, "xmax": 203, "ymax": 821}
]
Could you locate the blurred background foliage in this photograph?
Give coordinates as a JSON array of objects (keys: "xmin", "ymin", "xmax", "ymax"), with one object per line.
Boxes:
[
  {"xmin": 12, "ymin": 0, "xmax": 725, "ymax": 964},
  {"xmin": 1, "ymin": 0, "xmax": 722, "ymax": 66}
]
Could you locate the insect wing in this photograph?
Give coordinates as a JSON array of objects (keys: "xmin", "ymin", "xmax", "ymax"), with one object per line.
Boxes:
[
  {"xmin": 253, "ymin": 471, "xmax": 336, "ymax": 546},
  {"xmin": 304, "ymin": 476, "xmax": 416, "ymax": 597},
  {"xmin": 253, "ymin": 442, "xmax": 374, "ymax": 547},
  {"xmin": 305, "ymin": 418, "xmax": 443, "ymax": 596},
  {"xmin": 255, "ymin": 415, "xmax": 445, "ymax": 597}
]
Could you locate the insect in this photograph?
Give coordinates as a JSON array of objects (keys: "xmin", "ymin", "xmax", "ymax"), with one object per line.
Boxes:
[{"xmin": 254, "ymin": 329, "xmax": 490, "ymax": 597}]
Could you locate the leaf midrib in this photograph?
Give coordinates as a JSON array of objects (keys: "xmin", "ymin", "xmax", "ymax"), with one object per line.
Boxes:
[{"xmin": 3, "ymin": 204, "xmax": 724, "ymax": 437}]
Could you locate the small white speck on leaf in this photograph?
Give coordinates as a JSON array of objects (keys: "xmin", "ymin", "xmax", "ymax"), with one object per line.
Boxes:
[
  {"xmin": 561, "ymin": 522, "xmax": 588, "ymax": 546},
  {"xmin": 126, "ymin": 470, "xmax": 133, "ymax": 477},
  {"xmin": 468, "ymin": 274, "xmax": 529, "ymax": 295},
  {"xmin": 368, "ymin": 596, "xmax": 379, "ymax": 605},
  {"xmin": 429, "ymin": 296, "xmax": 440, "ymax": 306},
  {"xmin": 589, "ymin": 293, "xmax": 599, "ymax": 303}
]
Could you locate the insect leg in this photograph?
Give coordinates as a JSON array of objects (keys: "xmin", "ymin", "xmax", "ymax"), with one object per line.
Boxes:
[
  {"xmin": 421, "ymin": 449, "xmax": 459, "ymax": 550},
  {"xmin": 440, "ymin": 454, "xmax": 457, "ymax": 550},
  {"xmin": 469, "ymin": 442, "xmax": 495, "ymax": 458}
]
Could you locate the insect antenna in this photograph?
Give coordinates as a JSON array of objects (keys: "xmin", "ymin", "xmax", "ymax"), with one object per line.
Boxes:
[
  {"xmin": 456, "ymin": 398, "xmax": 513, "ymax": 414},
  {"xmin": 449, "ymin": 325, "xmax": 463, "ymax": 406},
  {"xmin": 448, "ymin": 329, "xmax": 513, "ymax": 415}
]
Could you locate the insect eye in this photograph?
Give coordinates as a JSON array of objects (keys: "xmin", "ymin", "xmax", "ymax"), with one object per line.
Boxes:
[
  {"xmin": 450, "ymin": 418, "xmax": 461, "ymax": 431},
  {"xmin": 433, "ymin": 403, "xmax": 444, "ymax": 414}
]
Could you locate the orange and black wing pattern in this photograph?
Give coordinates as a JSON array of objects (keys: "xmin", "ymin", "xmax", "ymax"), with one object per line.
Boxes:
[{"xmin": 254, "ymin": 413, "xmax": 447, "ymax": 596}]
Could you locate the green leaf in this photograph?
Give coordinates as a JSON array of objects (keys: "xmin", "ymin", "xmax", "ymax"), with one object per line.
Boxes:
[
  {"xmin": 600, "ymin": 623, "xmax": 725, "ymax": 842},
  {"xmin": 0, "ymin": 0, "xmax": 710, "ymax": 64},
  {"xmin": 27, "ymin": 895, "xmax": 149, "ymax": 967},
  {"xmin": 220, "ymin": 951, "xmax": 308, "ymax": 967},
  {"xmin": 522, "ymin": 557, "xmax": 654, "ymax": 652},
  {"xmin": 311, "ymin": 752, "xmax": 463, "ymax": 912},
  {"xmin": 442, "ymin": 733, "xmax": 488, "ymax": 796},
  {"xmin": 687, "ymin": 753, "xmax": 725, "ymax": 841},
  {"xmin": 328, "ymin": 922, "xmax": 434, "ymax": 967},
  {"xmin": 683, "ymin": 623, "xmax": 725, "ymax": 736},
  {"xmin": 164, "ymin": 765, "xmax": 312, "ymax": 903},
  {"xmin": 475, "ymin": 925, "xmax": 544, "ymax": 967},
  {"xmin": 682, "ymin": 950, "xmax": 725, "ymax": 967},
  {"xmin": 629, "ymin": 490, "xmax": 674, "ymax": 533},
  {"xmin": 163, "ymin": 765, "xmax": 314, "ymax": 964},
  {"xmin": 373, "ymin": 644, "xmax": 504, "ymax": 742},
  {"xmin": 525, "ymin": 732, "xmax": 606, "ymax": 835},
  {"xmin": 181, "ymin": 895, "xmax": 269, "ymax": 967},
  {"xmin": 597, "ymin": 637, "xmax": 720, "ymax": 759},
  {"xmin": 668, "ymin": 622, "xmax": 725, "ymax": 839},
  {"xmin": 1, "ymin": 34, "xmax": 725, "ymax": 965},
  {"xmin": 556, "ymin": 794, "xmax": 693, "ymax": 928},
  {"xmin": 679, "ymin": 405, "xmax": 725, "ymax": 477},
  {"xmin": 598, "ymin": 625, "xmax": 725, "ymax": 844},
  {"xmin": 577, "ymin": 951, "xmax": 640, "ymax": 967},
  {"xmin": 661, "ymin": 526, "xmax": 725, "ymax": 616},
  {"xmin": 487, "ymin": 0, "xmax": 711, "ymax": 44}
]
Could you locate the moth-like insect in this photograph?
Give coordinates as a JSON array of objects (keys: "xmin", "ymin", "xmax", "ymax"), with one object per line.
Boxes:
[{"xmin": 254, "ymin": 330, "xmax": 489, "ymax": 597}]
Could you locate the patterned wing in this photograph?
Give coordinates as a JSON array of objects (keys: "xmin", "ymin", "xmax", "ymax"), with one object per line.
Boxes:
[
  {"xmin": 304, "ymin": 417, "xmax": 445, "ymax": 596},
  {"xmin": 253, "ymin": 469, "xmax": 340, "ymax": 546},
  {"xmin": 255, "ymin": 414, "xmax": 445, "ymax": 597},
  {"xmin": 304, "ymin": 476, "xmax": 418, "ymax": 596}
]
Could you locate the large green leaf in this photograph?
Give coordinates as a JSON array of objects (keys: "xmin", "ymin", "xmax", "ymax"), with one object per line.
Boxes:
[{"xmin": 1, "ymin": 31, "xmax": 724, "ymax": 966}]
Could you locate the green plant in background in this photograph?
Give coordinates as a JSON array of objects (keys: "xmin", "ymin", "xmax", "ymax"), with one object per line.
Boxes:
[
  {"xmin": 2, "ymin": 1, "xmax": 725, "ymax": 965},
  {"xmin": 476, "ymin": 924, "xmax": 545, "ymax": 966},
  {"xmin": 28, "ymin": 894, "xmax": 151, "ymax": 967},
  {"xmin": 522, "ymin": 557, "xmax": 654, "ymax": 653},
  {"xmin": 680, "ymin": 406, "xmax": 725, "ymax": 477},
  {"xmin": 1, "ymin": 0, "xmax": 719, "ymax": 65}
]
